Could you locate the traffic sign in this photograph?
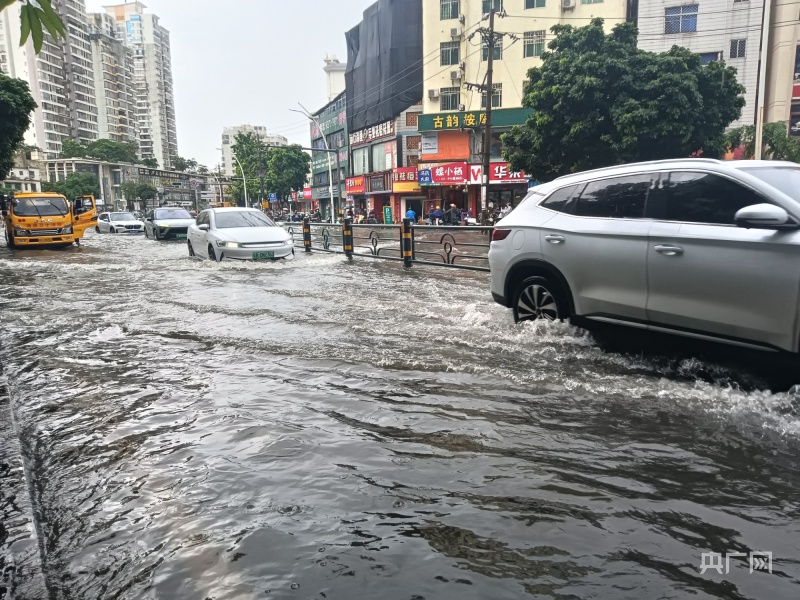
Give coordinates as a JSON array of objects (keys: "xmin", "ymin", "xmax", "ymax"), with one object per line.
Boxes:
[{"xmin": 268, "ymin": 193, "xmax": 277, "ymax": 201}]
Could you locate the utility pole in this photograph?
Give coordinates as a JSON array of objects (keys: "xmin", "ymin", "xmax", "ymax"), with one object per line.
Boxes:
[{"xmin": 481, "ymin": 6, "xmax": 496, "ymax": 221}]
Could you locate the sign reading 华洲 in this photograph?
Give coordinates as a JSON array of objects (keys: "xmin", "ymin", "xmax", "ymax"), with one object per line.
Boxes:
[
  {"xmin": 468, "ymin": 163, "xmax": 528, "ymax": 185},
  {"xmin": 346, "ymin": 177, "xmax": 366, "ymax": 194},
  {"xmin": 392, "ymin": 167, "xmax": 420, "ymax": 193},
  {"xmin": 349, "ymin": 120, "xmax": 395, "ymax": 147},
  {"xmin": 383, "ymin": 205, "xmax": 393, "ymax": 224}
]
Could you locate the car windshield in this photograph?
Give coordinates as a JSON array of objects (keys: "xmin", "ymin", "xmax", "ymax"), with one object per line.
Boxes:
[
  {"xmin": 215, "ymin": 211, "xmax": 276, "ymax": 229},
  {"xmin": 12, "ymin": 197, "xmax": 68, "ymax": 217},
  {"xmin": 110, "ymin": 213, "xmax": 136, "ymax": 221},
  {"xmin": 155, "ymin": 209, "xmax": 192, "ymax": 220},
  {"xmin": 739, "ymin": 167, "xmax": 800, "ymax": 204}
]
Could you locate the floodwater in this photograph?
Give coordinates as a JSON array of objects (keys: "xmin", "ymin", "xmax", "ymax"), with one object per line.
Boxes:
[{"xmin": 0, "ymin": 231, "xmax": 799, "ymax": 600}]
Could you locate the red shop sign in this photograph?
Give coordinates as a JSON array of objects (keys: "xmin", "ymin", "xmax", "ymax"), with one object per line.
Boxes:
[
  {"xmin": 430, "ymin": 162, "xmax": 467, "ymax": 185},
  {"xmin": 468, "ymin": 162, "xmax": 527, "ymax": 185},
  {"xmin": 346, "ymin": 177, "xmax": 366, "ymax": 194}
]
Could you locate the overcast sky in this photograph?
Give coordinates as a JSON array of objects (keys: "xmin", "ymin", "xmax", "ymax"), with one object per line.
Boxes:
[{"xmin": 85, "ymin": 0, "xmax": 374, "ymax": 169}]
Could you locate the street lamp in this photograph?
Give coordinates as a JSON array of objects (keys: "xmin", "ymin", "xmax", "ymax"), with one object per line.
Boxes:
[
  {"xmin": 290, "ymin": 103, "xmax": 337, "ymax": 221},
  {"xmin": 218, "ymin": 147, "xmax": 248, "ymax": 207}
]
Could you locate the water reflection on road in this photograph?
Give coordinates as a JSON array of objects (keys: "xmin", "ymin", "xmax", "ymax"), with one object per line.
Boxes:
[{"xmin": 0, "ymin": 232, "xmax": 799, "ymax": 600}]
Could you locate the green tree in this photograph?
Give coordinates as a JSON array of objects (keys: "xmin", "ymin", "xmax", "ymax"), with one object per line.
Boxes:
[
  {"xmin": 171, "ymin": 156, "xmax": 199, "ymax": 172},
  {"xmin": 725, "ymin": 121, "xmax": 800, "ymax": 162},
  {"xmin": 41, "ymin": 172, "xmax": 100, "ymax": 198},
  {"xmin": 60, "ymin": 139, "xmax": 86, "ymax": 158},
  {"xmin": 0, "ymin": 0, "xmax": 66, "ymax": 54},
  {"xmin": 119, "ymin": 180, "xmax": 158, "ymax": 209},
  {"xmin": 140, "ymin": 157, "xmax": 159, "ymax": 168},
  {"xmin": 230, "ymin": 132, "xmax": 267, "ymax": 206},
  {"xmin": 0, "ymin": 73, "xmax": 37, "ymax": 181},
  {"xmin": 266, "ymin": 145, "xmax": 311, "ymax": 203},
  {"xmin": 503, "ymin": 19, "xmax": 746, "ymax": 182},
  {"xmin": 197, "ymin": 164, "xmax": 209, "ymax": 175},
  {"xmin": 85, "ymin": 139, "xmax": 139, "ymax": 163}
]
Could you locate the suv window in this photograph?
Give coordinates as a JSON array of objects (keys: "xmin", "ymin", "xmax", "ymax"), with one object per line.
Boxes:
[
  {"xmin": 575, "ymin": 174, "xmax": 650, "ymax": 218},
  {"xmin": 196, "ymin": 211, "xmax": 209, "ymax": 226},
  {"xmin": 664, "ymin": 172, "xmax": 767, "ymax": 225},
  {"xmin": 540, "ymin": 185, "xmax": 578, "ymax": 213}
]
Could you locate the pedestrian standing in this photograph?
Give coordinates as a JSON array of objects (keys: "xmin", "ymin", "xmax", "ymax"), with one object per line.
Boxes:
[
  {"xmin": 447, "ymin": 203, "xmax": 460, "ymax": 226},
  {"xmin": 405, "ymin": 207, "xmax": 416, "ymax": 222},
  {"xmin": 431, "ymin": 205, "xmax": 443, "ymax": 225}
]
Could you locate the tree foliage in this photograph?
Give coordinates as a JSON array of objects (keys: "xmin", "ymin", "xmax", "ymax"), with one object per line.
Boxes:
[
  {"xmin": 41, "ymin": 172, "xmax": 100, "ymax": 198},
  {"xmin": 229, "ymin": 133, "xmax": 310, "ymax": 206},
  {"xmin": 140, "ymin": 157, "xmax": 159, "ymax": 168},
  {"xmin": 725, "ymin": 121, "xmax": 800, "ymax": 162},
  {"xmin": 503, "ymin": 19, "xmax": 746, "ymax": 182},
  {"xmin": 119, "ymin": 180, "xmax": 158, "ymax": 208},
  {"xmin": 59, "ymin": 138, "xmax": 145, "ymax": 164},
  {"xmin": 171, "ymin": 156, "xmax": 199, "ymax": 173},
  {"xmin": 0, "ymin": 73, "xmax": 37, "ymax": 181},
  {"xmin": 1, "ymin": 0, "xmax": 67, "ymax": 53}
]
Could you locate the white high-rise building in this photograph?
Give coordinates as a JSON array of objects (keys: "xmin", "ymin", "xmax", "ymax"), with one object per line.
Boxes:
[
  {"xmin": 0, "ymin": 0, "xmax": 100, "ymax": 158},
  {"xmin": 102, "ymin": 1, "xmax": 177, "ymax": 169},
  {"xmin": 89, "ymin": 12, "xmax": 137, "ymax": 144},
  {"xmin": 220, "ymin": 125, "xmax": 288, "ymax": 177},
  {"xmin": 323, "ymin": 55, "xmax": 346, "ymax": 102}
]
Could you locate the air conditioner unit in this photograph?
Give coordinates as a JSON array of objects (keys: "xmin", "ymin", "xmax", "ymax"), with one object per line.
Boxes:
[
  {"xmin": 450, "ymin": 27, "xmax": 462, "ymax": 39},
  {"xmin": 450, "ymin": 70, "xmax": 461, "ymax": 81},
  {"xmin": 459, "ymin": 61, "xmax": 466, "ymax": 71},
  {"xmin": 428, "ymin": 89, "xmax": 440, "ymax": 99},
  {"xmin": 458, "ymin": 104, "xmax": 466, "ymax": 112},
  {"xmin": 561, "ymin": 0, "xmax": 576, "ymax": 9}
]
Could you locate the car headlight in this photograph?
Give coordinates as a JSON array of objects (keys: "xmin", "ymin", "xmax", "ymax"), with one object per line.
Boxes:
[
  {"xmin": 156, "ymin": 222, "xmax": 169, "ymax": 229},
  {"xmin": 13, "ymin": 227, "xmax": 27, "ymax": 236},
  {"xmin": 285, "ymin": 239, "xmax": 294, "ymax": 245},
  {"xmin": 216, "ymin": 241, "xmax": 239, "ymax": 248},
  {"xmin": 61, "ymin": 225, "xmax": 73, "ymax": 234}
]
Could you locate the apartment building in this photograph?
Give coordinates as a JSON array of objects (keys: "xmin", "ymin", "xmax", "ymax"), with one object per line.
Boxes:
[
  {"xmin": 102, "ymin": 2, "xmax": 178, "ymax": 169},
  {"xmin": 421, "ymin": 0, "xmax": 631, "ymax": 213},
  {"xmin": 220, "ymin": 125, "xmax": 288, "ymax": 178},
  {"xmin": 0, "ymin": 0, "xmax": 99, "ymax": 157},
  {"xmin": 764, "ymin": 0, "xmax": 800, "ymax": 135},
  {"xmin": 89, "ymin": 12, "xmax": 138, "ymax": 144},
  {"xmin": 638, "ymin": 0, "xmax": 765, "ymax": 128}
]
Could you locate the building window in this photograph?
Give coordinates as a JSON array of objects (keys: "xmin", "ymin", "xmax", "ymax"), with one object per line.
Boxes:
[
  {"xmin": 440, "ymin": 0, "xmax": 459, "ymax": 20},
  {"xmin": 481, "ymin": 84, "xmax": 503, "ymax": 109},
  {"xmin": 440, "ymin": 41, "xmax": 460, "ymax": 66},
  {"xmin": 406, "ymin": 135, "xmax": 421, "ymax": 150},
  {"xmin": 482, "ymin": 39, "xmax": 503, "ymax": 61},
  {"xmin": 525, "ymin": 0, "xmax": 545, "ymax": 7},
  {"xmin": 406, "ymin": 112, "xmax": 419, "ymax": 127},
  {"xmin": 482, "ymin": 0, "xmax": 502, "ymax": 13},
  {"xmin": 408, "ymin": 155, "xmax": 420, "ymax": 167},
  {"xmin": 440, "ymin": 86, "xmax": 461, "ymax": 111},
  {"xmin": 665, "ymin": 5, "xmax": 698, "ymax": 34},
  {"xmin": 524, "ymin": 31, "xmax": 546, "ymax": 58},
  {"xmin": 730, "ymin": 38, "xmax": 747, "ymax": 58},
  {"xmin": 699, "ymin": 51, "xmax": 721, "ymax": 64}
]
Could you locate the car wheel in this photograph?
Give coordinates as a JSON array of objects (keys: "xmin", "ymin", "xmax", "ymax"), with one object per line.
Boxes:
[
  {"xmin": 512, "ymin": 276, "xmax": 568, "ymax": 323},
  {"xmin": 110, "ymin": 227, "xmax": 116, "ymax": 234},
  {"xmin": 188, "ymin": 241, "xmax": 195, "ymax": 257},
  {"xmin": 95, "ymin": 225, "xmax": 100, "ymax": 233},
  {"xmin": 208, "ymin": 244, "xmax": 218, "ymax": 262}
]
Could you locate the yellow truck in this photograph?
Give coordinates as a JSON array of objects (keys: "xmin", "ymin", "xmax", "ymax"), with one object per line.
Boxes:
[{"xmin": 1, "ymin": 192, "xmax": 98, "ymax": 248}]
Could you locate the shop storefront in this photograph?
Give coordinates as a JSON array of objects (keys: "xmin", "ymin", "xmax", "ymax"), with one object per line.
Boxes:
[
  {"xmin": 366, "ymin": 171, "xmax": 394, "ymax": 222},
  {"xmin": 467, "ymin": 163, "xmax": 529, "ymax": 212},
  {"xmin": 392, "ymin": 167, "xmax": 425, "ymax": 220},
  {"xmin": 418, "ymin": 162, "xmax": 469, "ymax": 218},
  {"xmin": 345, "ymin": 176, "xmax": 367, "ymax": 213}
]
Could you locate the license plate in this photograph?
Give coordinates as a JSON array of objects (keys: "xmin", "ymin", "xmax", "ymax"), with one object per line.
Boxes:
[
  {"xmin": 176, "ymin": 234, "xmax": 187, "ymax": 239},
  {"xmin": 253, "ymin": 251, "xmax": 274, "ymax": 259},
  {"xmin": 129, "ymin": 230, "xmax": 140, "ymax": 233}
]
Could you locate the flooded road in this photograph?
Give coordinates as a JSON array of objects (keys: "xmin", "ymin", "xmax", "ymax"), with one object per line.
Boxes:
[{"xmin": 1, "ymin": 231, "xmax": 799, "ymax": 600}]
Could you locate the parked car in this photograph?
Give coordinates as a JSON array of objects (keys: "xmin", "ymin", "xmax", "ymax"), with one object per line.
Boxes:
[
  {"xmin": 489, "ymin": 158, "xmax": 800, "ymax": 353},
  {"xmin": 187, "ymin": 207, "xmax": 294, "ymax": 262},
  {"xmin": 144, "ymin": 207, "xmax": 196, "ymax": 240},
  {"xmin": 95, "ymin": 212, "xmax": 144, "ymax": 234}
]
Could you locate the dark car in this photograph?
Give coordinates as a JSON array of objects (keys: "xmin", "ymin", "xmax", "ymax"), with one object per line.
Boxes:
[{"xmin": 144, "ymin": 207, "xmax": 196, "ymax": 240}]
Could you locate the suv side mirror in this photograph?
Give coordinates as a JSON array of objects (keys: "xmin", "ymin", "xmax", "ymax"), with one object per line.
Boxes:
[
  {"xmin": 735, "ymin": 204, "xmax": 794, "ymax": 229},
  {"xmin": 198, "ymin": 223, "xmax": 210, "ymax": 231}
]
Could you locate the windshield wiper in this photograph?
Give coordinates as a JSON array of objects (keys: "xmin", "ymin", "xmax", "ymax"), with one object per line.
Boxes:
[{"xmin": 45, "ymin": 200, "xmax": 67, "ymax": 216}]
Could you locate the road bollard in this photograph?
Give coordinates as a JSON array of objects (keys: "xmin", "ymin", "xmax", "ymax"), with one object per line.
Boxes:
[
  {"xmin": 343, "ymin": 217, "xmax": 353, "ymax": 259},
  {"xmin": 302, "ymin": 217, "xmax": 311, "ymax": 253},
  {"xmin": 402, "ymin": 218, "xmax": 413, "ymax": 268}
]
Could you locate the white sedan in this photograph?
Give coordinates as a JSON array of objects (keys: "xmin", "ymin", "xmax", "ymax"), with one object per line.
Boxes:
[
  {"xmin": 187, "ymin": 207, "xmax": 294, "ymax": 262},
  {"xmin": 96, "ymin": 212, "xmax": 144, "ymax": 234}
]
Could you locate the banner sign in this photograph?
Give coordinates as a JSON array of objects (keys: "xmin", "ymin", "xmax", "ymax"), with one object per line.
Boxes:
[
  {"xmin": 468, "ymin": 163, "xmax": 528, "ymax": 185},
  {"xmin": 392, "ymin": 167, "xmax": 420, "ymax": 193},
  {"xmin": 418, "ymin": 169, "xmax": 432, "ymax": 185},
  {"xmin": 421, "ymin": 133, "xmax": 439, "ymax": 154},
  {"xmin": 346, "ymin": 177, "xmax": 366, "ymax": 194},
  {"xmin": 429, "ymin": 162, "xmax": 467, "ymax": 185},
  {"xmin": 349, "ymin": 120, "xmax": 395, "ymax": 147}
]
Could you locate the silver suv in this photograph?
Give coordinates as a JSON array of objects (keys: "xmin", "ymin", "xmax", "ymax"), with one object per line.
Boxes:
[{"xmin": 489, "ymin": 159, "xmax": 800, "ymax": 353}]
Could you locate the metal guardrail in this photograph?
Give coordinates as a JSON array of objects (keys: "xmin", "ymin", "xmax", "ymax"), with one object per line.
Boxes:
[{"xmin": 280, "ymin": 218, "xmax": 492, "ymax": 272}]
